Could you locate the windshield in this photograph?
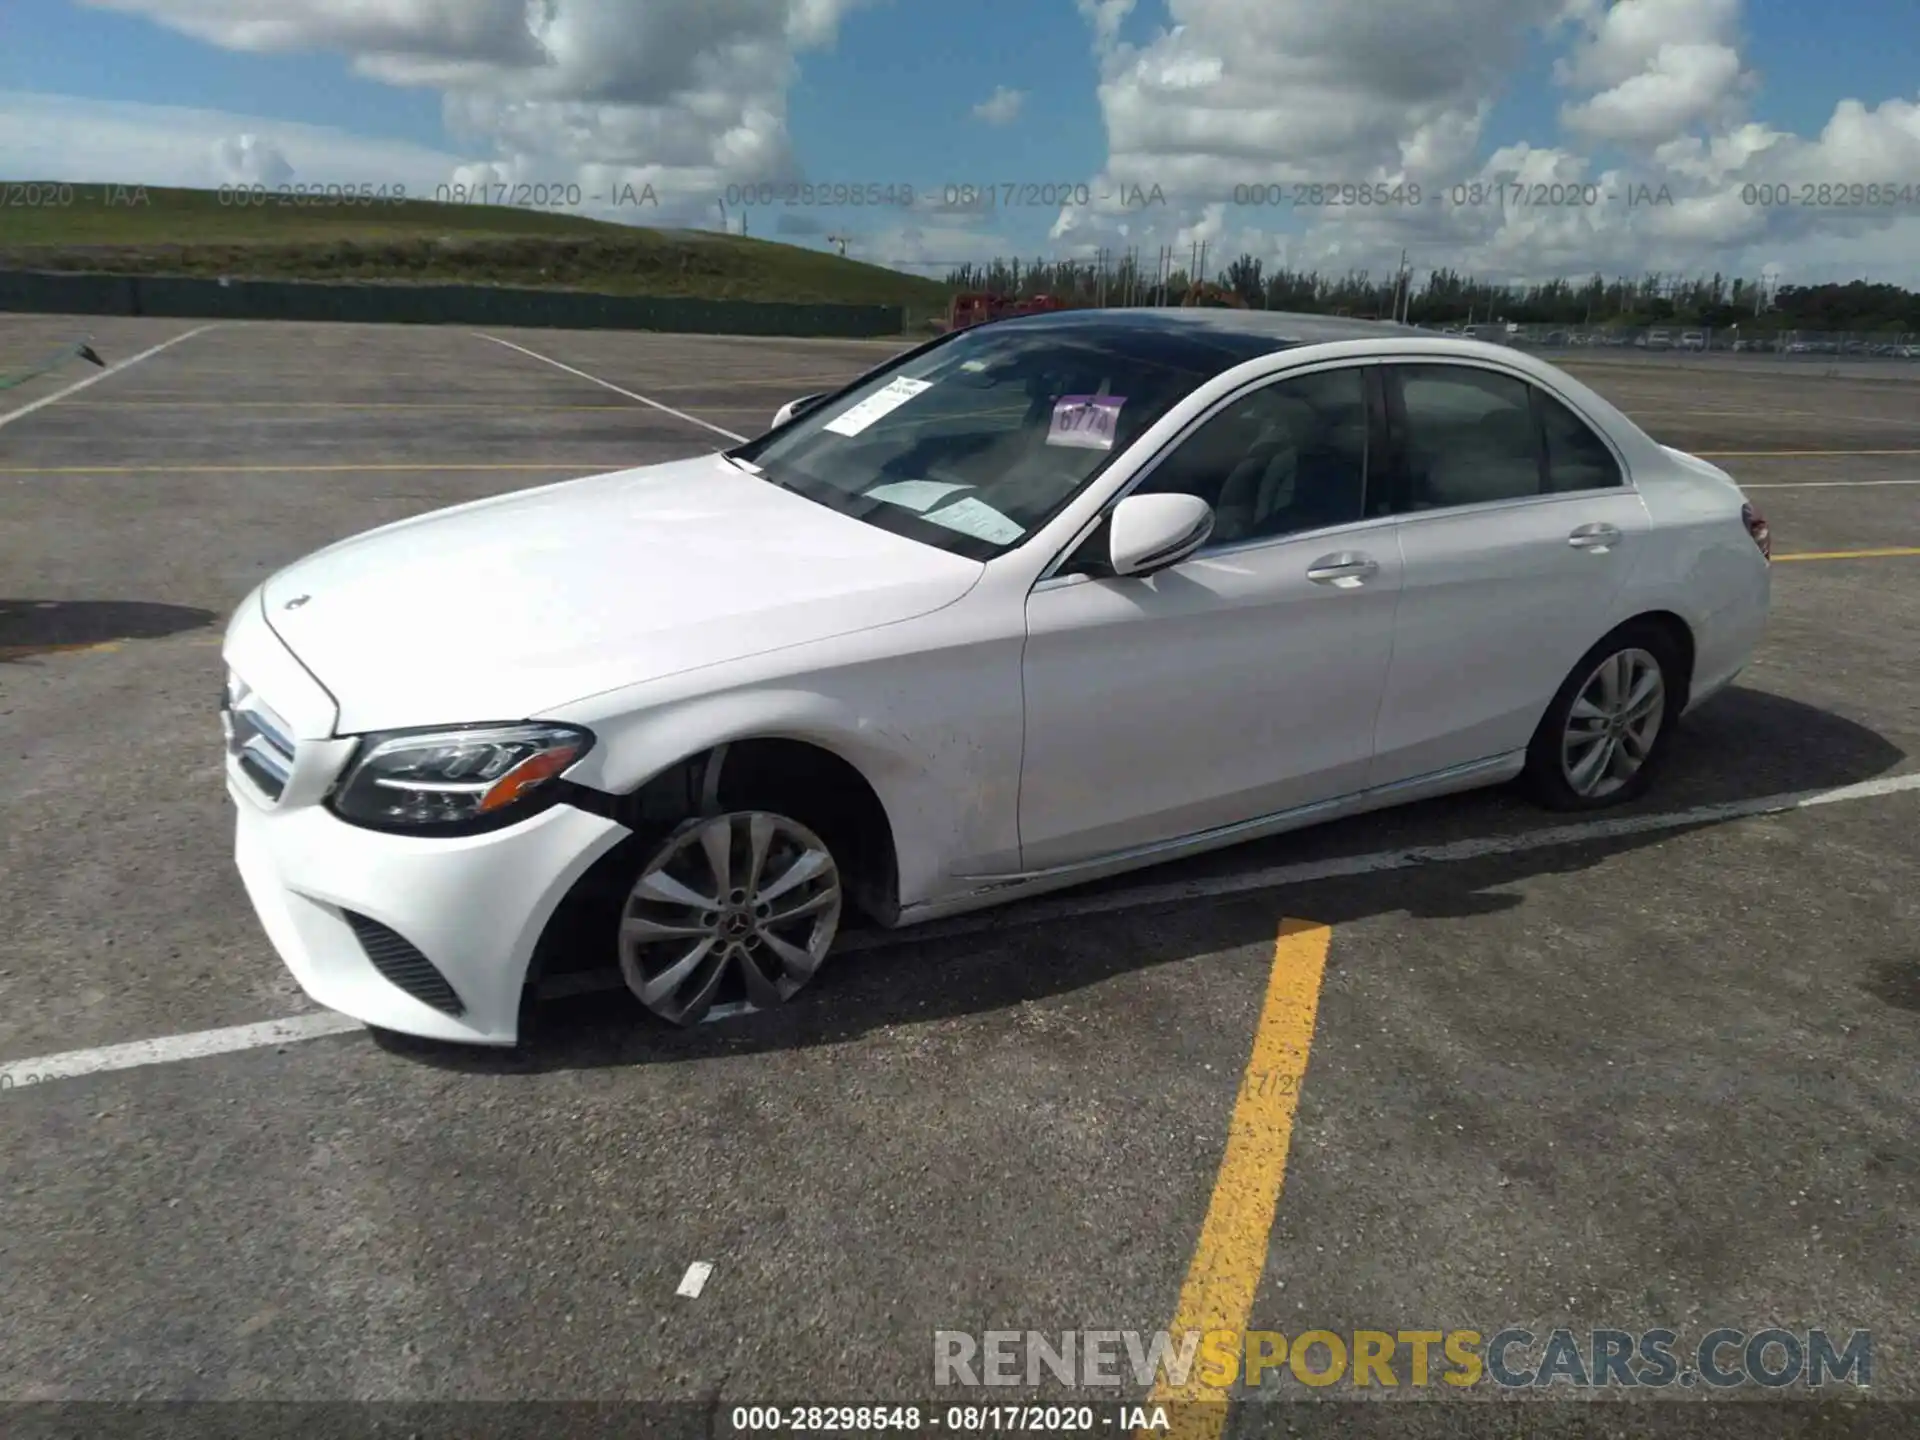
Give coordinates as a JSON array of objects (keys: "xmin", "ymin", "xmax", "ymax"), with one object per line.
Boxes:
[{"xmin": 728, "ymin": 315, "xmax": 1290, "ymax": 560}]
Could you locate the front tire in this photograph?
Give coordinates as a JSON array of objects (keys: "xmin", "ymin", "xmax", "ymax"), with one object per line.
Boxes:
[
  {"xmin": 616, "ymin": 809, "xmax": 844, "ymax": 1026},
  {"xmin": 1523, "ymin": 623, "xmax": 1683, "ymax": 812}
]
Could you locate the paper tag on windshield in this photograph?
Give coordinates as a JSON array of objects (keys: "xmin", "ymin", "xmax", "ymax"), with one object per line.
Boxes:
[
  {"xmin": 824, "ymin": 376, "xmax": 932, "ymax": 436},
  {"xmin": 923, "ymin": 496, "xmax": 1024, "ymax": 544},
  {"xmin": 1047, "ymin": 395, "xmax": 1124, "ymax": 450},
  {"xmin": 864, "ymin": 479, "xmax": 972, "ymax": 512}
]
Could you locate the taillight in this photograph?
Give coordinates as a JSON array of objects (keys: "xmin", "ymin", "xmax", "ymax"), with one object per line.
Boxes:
[{"xmin": 1742, "ymin": 502, "xmax": 1771, "ymax": 560}]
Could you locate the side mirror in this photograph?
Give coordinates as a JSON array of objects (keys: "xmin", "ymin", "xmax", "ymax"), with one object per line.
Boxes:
[
  {"xmin": 772, "ymin": 393, "xmax": 827, "ymax": 428},
  {"xmin": 1107, "ymin": 493, "xmax": 1215, "ymax": 577}
]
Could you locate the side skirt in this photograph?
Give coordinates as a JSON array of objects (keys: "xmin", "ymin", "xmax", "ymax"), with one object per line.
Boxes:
[{"xmin": 894, "ymin": 751, "xmax": 1527, "ymax": 927}]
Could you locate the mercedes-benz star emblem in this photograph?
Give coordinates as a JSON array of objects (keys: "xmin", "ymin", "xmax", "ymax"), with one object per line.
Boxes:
[{"xmin": 284, "ymin": 595, "xmax": 311, "ymax": 610}]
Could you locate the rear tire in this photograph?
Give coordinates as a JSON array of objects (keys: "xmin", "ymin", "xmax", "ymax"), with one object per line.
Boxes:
[{"xmin": 1523, "ymin": 622, "xmax": 1684, "ymax": 812}]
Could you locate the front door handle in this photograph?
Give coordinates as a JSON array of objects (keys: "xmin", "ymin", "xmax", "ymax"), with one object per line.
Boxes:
[
  {"xmin": 1568, "ymin": 523, "xmax": 1623, "ymax": 551},
  {"xmin": 1306, "ymin": 552, "xmax": 1379, "ymax": 587}
]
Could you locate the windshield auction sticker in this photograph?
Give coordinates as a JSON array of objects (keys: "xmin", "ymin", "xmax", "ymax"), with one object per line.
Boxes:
[
  {"xmin": 824, "ymin": 376, "xmax": 933, "ymax": 436},
  {"xmin": 863, "ymin": 479, "xmax": 972, "ymax": 512},
  {"xmin": 924, "ymin": 496, "xmax": 1024, "ymax": 544},
  {"xmin": 1047, "ymin": 395, "xmax": 1124, "ymax": 450}
]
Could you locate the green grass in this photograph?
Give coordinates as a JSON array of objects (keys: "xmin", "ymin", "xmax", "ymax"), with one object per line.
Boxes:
[{"xmin": 0, "ymin": 182, "xmax": 955, "ymax": 315}]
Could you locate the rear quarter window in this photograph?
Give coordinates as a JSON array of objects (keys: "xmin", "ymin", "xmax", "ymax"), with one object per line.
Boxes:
[{"xmin": 1536, "ymin": 391, "xmax": 1624, "ymax": 492}]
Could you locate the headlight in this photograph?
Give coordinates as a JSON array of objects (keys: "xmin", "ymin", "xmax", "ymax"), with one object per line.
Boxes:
[{"xmin": 329, "ymin": 723, "xmax": 594, "ymax": 832}]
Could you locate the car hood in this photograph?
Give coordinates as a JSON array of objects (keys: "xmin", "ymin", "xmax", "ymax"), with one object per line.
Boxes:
[{"xmin": 261, "ymin": 453, "xmax": 983, "ymax": 734}]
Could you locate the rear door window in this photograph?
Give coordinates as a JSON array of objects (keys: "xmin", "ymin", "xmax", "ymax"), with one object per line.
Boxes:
[{"xmin": 1392, "ymin": 364, "xmax": 1544, "ymax": 511}]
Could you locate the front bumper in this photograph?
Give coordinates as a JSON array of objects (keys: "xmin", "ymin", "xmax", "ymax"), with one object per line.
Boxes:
[
  {"xmin": 232, "ymin": 783, "xmax": 628, "ymax": 1044},
  {"xmin": 223, "ymin": 590, "xmax": 630, "ymax": 1045}
]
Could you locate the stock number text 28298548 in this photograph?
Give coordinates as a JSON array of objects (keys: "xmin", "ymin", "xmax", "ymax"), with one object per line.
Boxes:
[
  {"xmin": 1233, "ymin": 182, "xmax": 1424, "ymax": 208},
  {"xmin": 218, "ymin": 183, "xmax": 411, "ymax": 208},
  {"xmin": 724, "ymin": 183, "xmax": 917, "ymax": 208}
]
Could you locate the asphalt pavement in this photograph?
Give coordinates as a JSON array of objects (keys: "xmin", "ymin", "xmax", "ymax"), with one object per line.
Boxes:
[{"xmin": 1, "ymin": 317, "xmax": 1915, "ymax": 1436}]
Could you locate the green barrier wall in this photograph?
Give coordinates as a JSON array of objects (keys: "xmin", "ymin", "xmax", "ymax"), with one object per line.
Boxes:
[{"xmin": 0, "ymin": 270, "xmax": 904, "ymax": 337}]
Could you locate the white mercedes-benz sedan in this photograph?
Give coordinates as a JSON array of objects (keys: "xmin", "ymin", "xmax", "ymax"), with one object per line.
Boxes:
[{"xmin": 222, "ymin": 309, "xmax": 1771, "ymax": 1045}]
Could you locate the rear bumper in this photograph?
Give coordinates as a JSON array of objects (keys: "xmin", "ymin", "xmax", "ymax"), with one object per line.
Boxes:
[{"xmin": 1684, "ymin": 552, "xmax": 1770, "ymax": 715}]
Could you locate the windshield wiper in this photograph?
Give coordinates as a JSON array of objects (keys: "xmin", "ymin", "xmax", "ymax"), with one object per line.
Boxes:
[{"xmin": 721, "ymin": 452, "xmax": 805, "ymax": 494}]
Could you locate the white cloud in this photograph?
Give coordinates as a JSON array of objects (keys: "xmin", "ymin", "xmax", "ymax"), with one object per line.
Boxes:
[
  {"xmin": 76, "ymin": 0, "xmax": 874, "ymax": 209},
  {"xmin": 971, "ymin": 86, "xmax": 1025, "ymax": 126},
  {"xmin": 8, "ymin": 0, "xmax": 1916, "ymax": 289},
  {"xmin": 1048, "ymin": 0, "xmax": 1920, "ymax": 288},
  {"xmin": 1091, "ymin": 0, "xmax": 1564, "ymax": 195},
  {"xmin": 1077, "ymin": 0, "xmax": 1136, "ymax": 57},
  {"xmin": 211, "ymin": 132, "xmax": 295, "ymax": 184},
  {"xmin": 0, "ymin": 90, "xmax": 468, "ymax": 192},
  {"xmin": 1556, "ymin": 0, "xmax": 1753, "ymax": 146}
]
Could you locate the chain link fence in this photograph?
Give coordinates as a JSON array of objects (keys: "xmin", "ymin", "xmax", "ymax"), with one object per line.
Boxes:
[{"xmin": 1424, "ymin": 323, "xmax": 1920, "ymax": 358}]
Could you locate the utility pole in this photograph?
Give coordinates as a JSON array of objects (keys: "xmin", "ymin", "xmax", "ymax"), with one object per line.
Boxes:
[{"xmin": 825, "ymin": 234, "xmax": 849, "ymax": 256}]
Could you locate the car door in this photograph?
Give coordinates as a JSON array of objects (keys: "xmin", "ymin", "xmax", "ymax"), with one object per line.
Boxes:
[
  {"xmin": 1368, "ymin": 361, "xmax": 1653, "ymax": 788},
  {"xmin": 1017, "ymin": 363, "xmax": 1404, "ymax": 870}
]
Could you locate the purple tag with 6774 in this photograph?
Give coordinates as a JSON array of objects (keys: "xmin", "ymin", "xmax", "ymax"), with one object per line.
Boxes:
[{"xmin": 1047, "ymin": 395, "xmax": 1125, "ymax": 450}]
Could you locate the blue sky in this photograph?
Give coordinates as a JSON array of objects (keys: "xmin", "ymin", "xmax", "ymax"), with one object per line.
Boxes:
[{"xmin": 2, "ymin": 0, "xmax": 1918, "ymax": 284}]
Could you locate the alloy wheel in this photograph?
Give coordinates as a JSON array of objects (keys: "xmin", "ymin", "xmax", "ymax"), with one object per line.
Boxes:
[
  {"xmin": 1560, "ymin": 647, "xmax": 1666, "ymax": 800},
  {"xmin": 617, "ymin": 811, "xmax": 842, "ymax": 1026}
]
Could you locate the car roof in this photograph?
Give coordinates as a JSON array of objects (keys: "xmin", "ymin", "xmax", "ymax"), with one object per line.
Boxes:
[{"xmin": 985, "ymin": 306, "xmax": 1420, "ymax": 350}]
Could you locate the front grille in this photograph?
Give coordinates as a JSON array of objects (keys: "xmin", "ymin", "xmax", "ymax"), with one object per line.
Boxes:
[
  {"xmin": 343, "ymin": 911, "xmax": 466, "ymax": 1017},
  {"xmin": 223, "ymin": 673, "xmax": 297, "ymax": 803}
]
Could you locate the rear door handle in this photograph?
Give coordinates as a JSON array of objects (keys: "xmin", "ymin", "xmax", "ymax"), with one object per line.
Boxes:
[
  {"xmin": 1306, "ymin": 552, "xmax": 1380, "ymax": 587},
  {"xmin": 1568, "ymin": 523, "xmax": 1623, "ymax": 551}
]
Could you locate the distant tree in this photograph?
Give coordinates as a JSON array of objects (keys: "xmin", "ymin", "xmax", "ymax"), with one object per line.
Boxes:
[{"xmin": 1225, "ymin": 254, "xmax": 1264, "ymax": 307}]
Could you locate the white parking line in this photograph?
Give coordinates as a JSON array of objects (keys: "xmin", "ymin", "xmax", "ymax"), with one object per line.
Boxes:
[
  {"xmin": 840, "ymin": 770, "xmax": 1920, "ymax": 952},
  {"xmin": 474, "ymin": 333, "xmax": 749, "ymax": 443},
  {"xmin": 2, "ymin": 769, "xmax": 1916, "ymax": 1096},
  {"xmin": 0, "ymin": 325, "xmax": 217, "ymax": 432},
  {"xmin": 677, "ymin": 1262, "xmax": 715, "ymax": 1298},
  {"xmin": 0, "ymin": 1012, "xmax": 358, "ymax": 1092}
]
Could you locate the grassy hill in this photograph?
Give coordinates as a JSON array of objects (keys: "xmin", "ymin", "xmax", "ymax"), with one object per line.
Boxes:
[{"xmin": 0, "ymin": 182, "xmax": 955, "ymax": 315}]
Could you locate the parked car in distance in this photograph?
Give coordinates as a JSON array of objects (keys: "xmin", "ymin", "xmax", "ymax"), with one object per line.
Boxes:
[
  {"xmin": 1679, "ymin": 332, "xmax": 1706, "ymax": 351},
  {"xmin": 221, "ymin": 309, "xmax": 1773, "ymax": 1045}
]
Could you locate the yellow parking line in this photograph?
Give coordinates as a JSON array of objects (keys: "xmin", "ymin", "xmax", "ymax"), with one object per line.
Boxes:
[
  {"xmin": 1639, "ymin": 412, "xmax": 1920, "ymax": 427},
  {"xmin": 1145, "ymin": 919, "xmax": 1332, "ymax": 1440},
  {"xmin": 1693, "ymin": 449, "xmax": 1920, "ymax": 457},
  {"xmin": 1773, "ymin": 546, "xmax": 1920, "ymax": 562},
  {"xmin": 61, "ymin": 401, "xmax": 638, "ymax": 411}
]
